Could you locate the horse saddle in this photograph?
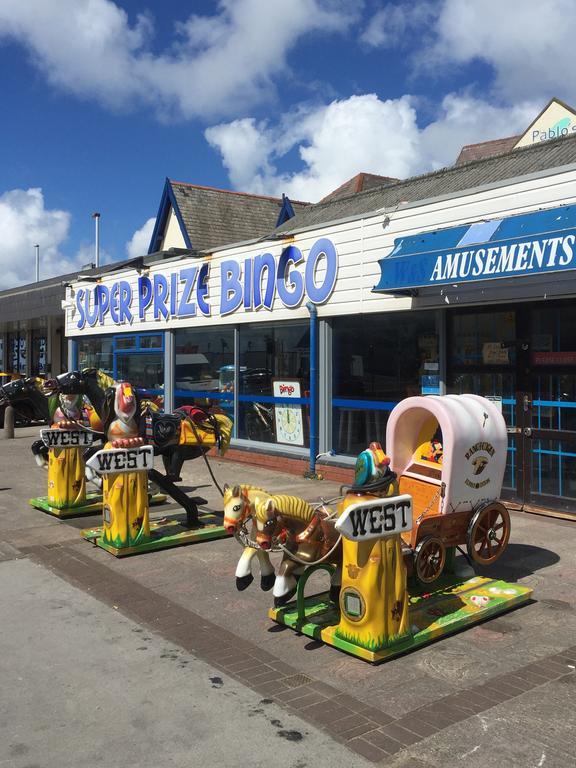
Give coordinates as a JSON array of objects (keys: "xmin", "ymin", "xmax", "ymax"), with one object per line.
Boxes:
[{"xmin": 145, "ymin": 412, "xmax": 183, "ymax": 448}]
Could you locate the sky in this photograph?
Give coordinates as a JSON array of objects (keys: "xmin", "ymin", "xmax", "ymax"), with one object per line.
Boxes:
[{"xmin": 0, "ymin": 0, "xmax": 574, "ymax": 288}]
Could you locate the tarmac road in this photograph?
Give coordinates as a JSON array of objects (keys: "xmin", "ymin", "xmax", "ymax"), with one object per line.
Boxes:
[{"xmin": 1, "ymin": 426, "xmax": 575, "ymax": 767}]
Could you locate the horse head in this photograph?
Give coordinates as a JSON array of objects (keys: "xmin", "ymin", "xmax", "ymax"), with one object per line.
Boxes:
[
  {"xmin": 223, "ymin": 484, "xmax": 252, "ymax": 534},
  {"xmin": 254, "ymin": 497, "xmax": 281, "ymax": 550}
]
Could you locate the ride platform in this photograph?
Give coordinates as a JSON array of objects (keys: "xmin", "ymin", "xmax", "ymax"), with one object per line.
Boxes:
[
  {"xmin": 269, "ymin": 575, "xmax": 533, "ymax": 664},
  {"xmin": 81, "ymin": 509, "xmax": 230, "ymax": 557},
  {"xmin": 28, "ymin": 493, "xmax": 167, "ymax": 519}
]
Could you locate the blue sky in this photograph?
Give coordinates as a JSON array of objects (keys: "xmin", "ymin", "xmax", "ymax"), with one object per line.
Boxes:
[{"xmin": 0, "ymin": 0, "xmax": 573, "ymax": 288}]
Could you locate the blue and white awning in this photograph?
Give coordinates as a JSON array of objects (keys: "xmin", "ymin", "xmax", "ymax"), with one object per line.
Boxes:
[{"xmin": 373, "ymin": 204, "xmax": 576, "ymax": 293}]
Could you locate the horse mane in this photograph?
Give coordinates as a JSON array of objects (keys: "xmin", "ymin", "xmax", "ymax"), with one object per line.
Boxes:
[{"xmin": 255, "ymin": 494, "xmax": 315, "ymax": 524}]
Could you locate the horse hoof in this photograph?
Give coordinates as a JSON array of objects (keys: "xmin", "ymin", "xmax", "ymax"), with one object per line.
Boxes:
[
  {"xmin": 236, "ymin": 574, "xmax": 254, "ymax": 591},
  {"xmin": 260, "ymin": 574, "xmax": 275, "ymax": 592},
  {"xmin": 329, "ymin": 585, "xmax": 341, "ymax": 604},
  {"xmin": 274, "ymin": 587, "xmax": 297, "ymax": 608}
]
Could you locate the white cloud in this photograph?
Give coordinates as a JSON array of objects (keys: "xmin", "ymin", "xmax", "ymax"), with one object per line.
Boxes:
[
  {"xmin": 421, "ymin": 0, "xmax": 576, "ymax": 104},
  {"xmin": 206, "ymin": 92, "xmax": 538, "ymax": 202},
  {"xmin": 0, "ymin": 0, "xmax": 360, "ymax": 120},
  {"xmin": 0, "ymin": 188, "xmax": 85, "ymax": 288},
  {"xmin": 360, "ymin": 2, "xmax": 435, "ymax": 48},
  {"xmin": 126, "ymin": 217, "xmax": 155, "ymax": 259}
]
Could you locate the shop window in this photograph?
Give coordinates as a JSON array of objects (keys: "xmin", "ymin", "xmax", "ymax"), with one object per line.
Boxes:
[
  {"xmin": 140, "ymin": 334, "xmax": 163, "ymax": 349},
  {"xmin": 532, "ymin": 305, "xmax": 576, "ymax": 365},
  {"xmin": 332, "ymin": 312, "xmax": 439, "ymax": 456},
  {"xmin": 450, "ymin": 311, "xmax": 515, "ymax": 367},
  {"xmin": 174, "ymin": 328, "xmax": 234, "ymax": 417},
  {"xmin": 238, "ymin": 322, "xmax": 310, "ymax": 445},
  {"xmin": 31, "ymin": 332, "xmax": 47, "ymax": 376},
  {"xmin": 116, "ymin": 353, "xmax": 163, "ymax": 392},
  {"xmin": 7, "ymin": 333, "xmax": 26, "ymax": 375},
  {"xmin": 115, "ymin": 336, "xmax": 137, "ymax": 350},
  {"xmin": 78, "ymin": 337, "xmax": 114, "ymax": 378}
]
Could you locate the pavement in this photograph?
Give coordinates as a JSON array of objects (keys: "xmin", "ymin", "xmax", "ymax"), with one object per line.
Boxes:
[{"xmin": 1, "ymin": 426, "xmax": 575, "ymax": 767}]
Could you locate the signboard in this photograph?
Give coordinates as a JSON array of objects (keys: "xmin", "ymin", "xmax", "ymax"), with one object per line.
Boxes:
[
  {"xmin": 374, "ymin": 204, "xmax": 576, "ymax": 293},
  {"xmin": 41, "ymin": 429, "xmax": 94, "ymax": 448},
  {"xmin": 273, "ymin": 379, "xmax": 305, "ymax": 446},
  {"xmin": 532, "ymin": 351, "xmax": 576, "ymax": 365},
  {"xmin": 486, "ymin": 396, "xmax": 503, "ymax": 414},
  {"xmin": 482, "ymin": 343, "xmax": 509, "ymax": 365},
  {"xmin": 515, "ymin": 99, "xmax": 576, "ymax": 148},
  {"xmin": 86, "ymin": 446, "xmax": 154, "ymax": 474},
  {"xmin": 72, "ymin": 237, "xmax": 338, "ymax": 330},
  {"xmin": 335, "ymin": 494, "xmax": 412, "ymax": 541}
]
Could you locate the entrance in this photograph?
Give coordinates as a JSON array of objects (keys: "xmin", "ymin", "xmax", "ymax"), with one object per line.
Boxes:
[
  {"xmin": 114, "ymin": 333, "xmax": 164, "ymax": 406},
  {"xmin": 448, "ymin": 302, "xmax": 576, "ymax": 515}
]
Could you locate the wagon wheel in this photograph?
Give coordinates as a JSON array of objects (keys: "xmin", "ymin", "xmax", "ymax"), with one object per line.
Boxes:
[
  {"xmin": 466, "ymin": 502, "xmax": 511, "ymax": 566},
  {"xmin": 414, "ymin": 536, "xmax": 446, "ymax": 584}
]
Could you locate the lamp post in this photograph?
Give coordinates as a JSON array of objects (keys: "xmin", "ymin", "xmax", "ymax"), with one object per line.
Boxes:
[
  {"xmin": 92, "ymin": 212, "xmax": 101, "ymax": 268},
  {"xmin": 35, "ymin": 244, "xmax": 40, "ymax": 282}
]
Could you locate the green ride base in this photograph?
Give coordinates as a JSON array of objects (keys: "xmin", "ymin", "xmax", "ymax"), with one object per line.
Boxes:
[
  {"xmin": 269, "ymin": 575, "xmax": 533, "ymax": 664},
  {"xmin": 81, "ymin": 509, "xmax": 230, "ymax": 557},
  {"xmin": 28, "ymin": 493, "xmax": 167, "ymax": 519}
]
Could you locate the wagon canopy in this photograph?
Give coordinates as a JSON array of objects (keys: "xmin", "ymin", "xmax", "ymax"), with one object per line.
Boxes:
[{"xmin": 386, "ymin": 395, "xmax": 507, "ymax": 514}]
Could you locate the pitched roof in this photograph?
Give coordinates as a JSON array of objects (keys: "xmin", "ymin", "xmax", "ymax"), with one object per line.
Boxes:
[
  {"xmin": 166, "ymin": 181, "xmax": 309, "ymax": 253},
  {"xmin": 274, "ymin": 131, "xmax": 576, "ymax": 237},
  {"xmin": 319, "ymin": 172, "xmax": 399, "ymax": 202},
  {"xmin": 455, "ymin": 135, "xmax": 521, "ymax": 166}
]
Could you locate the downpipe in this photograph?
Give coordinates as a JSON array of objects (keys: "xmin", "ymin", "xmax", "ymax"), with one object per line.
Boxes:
[{"xmin": 304, "ymin": 302, "xmax": 321, "ymax": 479}]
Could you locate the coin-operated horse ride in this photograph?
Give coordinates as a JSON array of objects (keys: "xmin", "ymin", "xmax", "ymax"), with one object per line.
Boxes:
[
  {"xmin": 223, "ymin": 484, "xmax": 342, "ymax": 603},
  {"xmin": 80, "ymin": 376, "xmax": 234, "ymax": 556},
  {"xmin": 28, "ymin": 372, "xmax": 109, "ymax": 516},
  {"xmin": 267, "ymin": 395, "xmax": 533, "ymax": 663},
  {"xmin": 28, "ymin": 370, "xmax": 166, "ymax": 517},
  {"xmin": 0, "ymin": 375, "xmax": 50, "ymax": 428}
]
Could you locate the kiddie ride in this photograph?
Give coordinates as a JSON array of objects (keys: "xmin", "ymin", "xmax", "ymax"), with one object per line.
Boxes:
[
  {"xmin": 28, "ymin": 370, "xmax": 233, "ymax": 556},
  {"xmin": 28, "ymin": 371, "xmax": 116, "ymax": 517},
  {"xmin": 226, "ymin": 395, "xmax": 533, "ymax": 663}
]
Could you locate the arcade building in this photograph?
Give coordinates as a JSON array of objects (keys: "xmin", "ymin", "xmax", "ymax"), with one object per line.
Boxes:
[{"xmin": 7, "ymin": 98, "xmax": 576, "ymax": 519}]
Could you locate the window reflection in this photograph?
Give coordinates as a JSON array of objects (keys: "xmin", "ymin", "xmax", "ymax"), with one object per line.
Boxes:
[
  {"xmin": 174, "ymin": 328, "xmax": 234, "ymax": 417},
  {"xmin": 332, "ymin": 312, "xmax": 439, "ymax": 455},
  {"xmin": 238, "ymin": 322, "xmax": 309, "ymax": 444}
]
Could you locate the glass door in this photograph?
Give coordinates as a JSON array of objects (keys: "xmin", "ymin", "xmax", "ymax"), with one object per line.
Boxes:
[
  {"xmin": 447, "ymin": 308, "xmax": 518, "ymax": 498},
  {"xmin": 113, "ymin": 333, "xmax": 164, "ymax": 409},
  {"xmin": 522, "ymin": 303, "xmax": 576, "ymax": 513}
]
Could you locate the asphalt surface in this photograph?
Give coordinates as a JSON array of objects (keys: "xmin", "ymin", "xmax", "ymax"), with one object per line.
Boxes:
[{"xmin": 1, "ymin": 426, "xmax": 575, "ymax": 767}]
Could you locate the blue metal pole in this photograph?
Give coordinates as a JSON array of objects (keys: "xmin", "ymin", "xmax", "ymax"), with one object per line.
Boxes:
[{"xmin": 306, "ymin": 302, "xmax": 318, "ymax": 476}]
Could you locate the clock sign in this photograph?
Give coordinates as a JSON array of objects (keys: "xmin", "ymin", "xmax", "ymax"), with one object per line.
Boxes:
[{"xmin": 273, "ymin": 379, "xmax": 305, "ymax": 446}]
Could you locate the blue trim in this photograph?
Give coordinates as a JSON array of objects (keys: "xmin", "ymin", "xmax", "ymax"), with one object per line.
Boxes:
[
  {"xmin": 307, "ymin": 302, "xmax": 318, "ymax": 474},
  {"xmin": 238, "ymin": 394, "xmax": 310, "ymax": 405},
  {"xmin": 276, "ymin": 194, "xmax": 296, "ymax": 227},
  {"xmin": 148, "ymin": 179, "xmax": 170, "ymax": 254},
  {"xmin": 174, "ymin": 390, "xmax": 233, "ymax": 401},
  {"xmin": 147, "ymin": 178, "xmax": 193, "ymax": 254},
  {"xmin": 70, "ymin": 339, "xmax": 79, "ymax": 371},
  {"xmin": 534, "ymin": 399, "xmax": 576, "ymax": 408},
  {"xmin": 333, "ymin": 398, "xmax": 397, "ymax": 411}
]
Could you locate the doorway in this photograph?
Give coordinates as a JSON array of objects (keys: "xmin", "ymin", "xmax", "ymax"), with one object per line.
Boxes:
[{"xmin": 447, "ymin": 302, "xmax": 576, "ymax": 515}]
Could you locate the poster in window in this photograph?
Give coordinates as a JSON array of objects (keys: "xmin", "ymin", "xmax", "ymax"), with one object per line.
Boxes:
[{"xmin": 273, "ymin": 379, "xmax": 306, "ymax": 447}]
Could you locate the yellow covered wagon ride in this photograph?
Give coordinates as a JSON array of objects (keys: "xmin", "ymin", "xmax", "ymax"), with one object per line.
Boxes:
[{"xmin": 226, "ymin": 395, "xmax": 533, "ymax": 663}]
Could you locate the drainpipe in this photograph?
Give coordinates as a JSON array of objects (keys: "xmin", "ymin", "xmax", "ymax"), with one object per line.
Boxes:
[{"xmin": 305, "ymin": 301, "xmax": 320, "ymax": 479}]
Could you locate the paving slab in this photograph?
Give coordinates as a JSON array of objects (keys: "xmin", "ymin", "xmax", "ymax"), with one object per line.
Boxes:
[{"xmin": 1, "ymin": 426, "xmax": 575, "ymax": 765}]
